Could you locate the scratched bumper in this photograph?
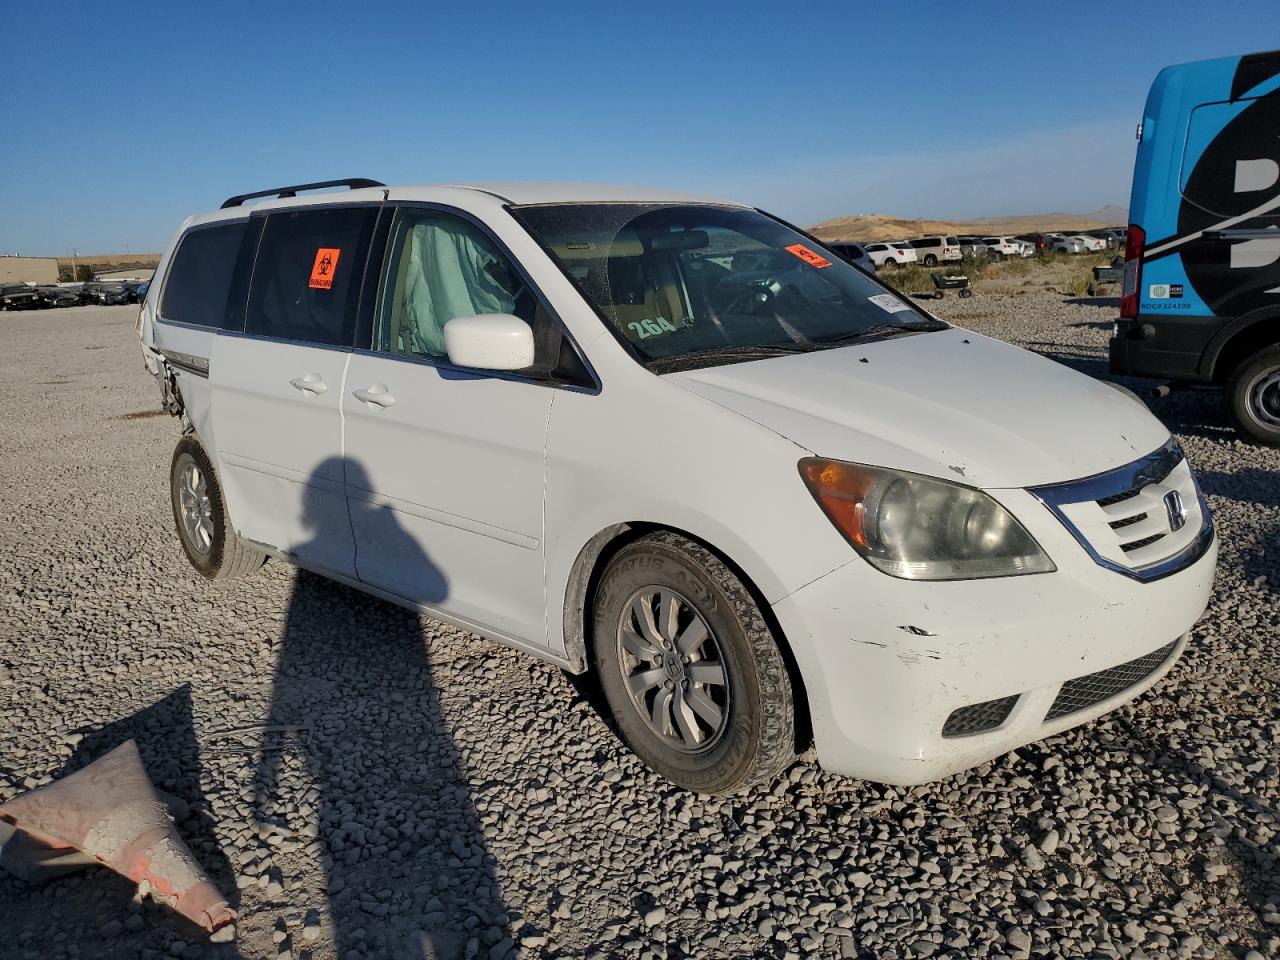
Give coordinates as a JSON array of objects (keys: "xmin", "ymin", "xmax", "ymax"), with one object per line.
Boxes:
[{"xmin": 770, "ymin": 488, "xmax": 1218, "ymax": 786}]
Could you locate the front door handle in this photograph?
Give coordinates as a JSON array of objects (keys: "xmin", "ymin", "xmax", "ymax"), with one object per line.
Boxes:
[
  {"xmin": 289, "ymin": 373, "xmax": 328, "ymax": 396},
  {"xmin": 352, "ymin": 384, "xmax": 396, "ymax": 408}
]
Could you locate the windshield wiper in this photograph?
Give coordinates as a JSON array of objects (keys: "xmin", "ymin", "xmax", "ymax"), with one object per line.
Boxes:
[
  {"xmin": 645, "ymin": 343, "xmax": 817, "ymax": 373},
  {"xmin": 818, "ymin": 319, "xmax": 948, "ymax": 346}
]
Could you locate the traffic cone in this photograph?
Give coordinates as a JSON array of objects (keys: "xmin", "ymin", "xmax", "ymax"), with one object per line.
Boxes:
[{"xmin": 0, "ymin": 739, "xmax": 234, "ymax": 933}]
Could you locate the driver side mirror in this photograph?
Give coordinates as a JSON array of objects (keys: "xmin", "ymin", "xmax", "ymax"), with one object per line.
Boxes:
[{"xmin": 443, "ymin": 314, "xmax": 534, "ymax": 371}]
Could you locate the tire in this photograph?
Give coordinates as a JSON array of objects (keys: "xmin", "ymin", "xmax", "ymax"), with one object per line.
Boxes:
[
  {"xmin": 1226, "ymin": 344, "xmax": 1280, "ymax": 446},
  {"xmin": 883, "ymin": 259, "xmax": 897, "ymax": 269},
  {"xmin": 591, "ymin": 531, "xmax": 796, "ymax": 794},
  {"xmin": 170, "ymin": 435, "xmax": 265, "ymax": 580},
  {"xmin": 923, "ymin": 255, "xmax": 937, "ymax": 267},
  {"xmin": 959, "ymin": 287, "xmax": 973, "ymax": 299}
]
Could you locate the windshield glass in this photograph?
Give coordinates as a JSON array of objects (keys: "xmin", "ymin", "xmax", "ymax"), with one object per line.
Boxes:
[{"xmin": 511, "ymin": 203, "xmax": 943, "ymax": 369}]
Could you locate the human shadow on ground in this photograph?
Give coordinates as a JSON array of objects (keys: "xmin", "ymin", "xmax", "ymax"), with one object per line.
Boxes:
[{"xmin": 251, "ymin": 458, "xmax": 511, "ymax": 960}]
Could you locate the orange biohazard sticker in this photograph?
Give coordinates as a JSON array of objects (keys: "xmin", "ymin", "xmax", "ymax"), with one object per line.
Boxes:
[
  {"xmin": 309, "ymin": 248, "xmax": 341, "ymax": 289},
  {"xmin": 785, "ymin": 243, "xmax": 833, "ymax": 269}
]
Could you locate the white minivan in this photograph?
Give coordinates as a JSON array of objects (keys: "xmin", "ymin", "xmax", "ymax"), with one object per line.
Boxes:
[{"xmin": 138, "ymin": 180, "xmax": 1216, "ymax": 794}]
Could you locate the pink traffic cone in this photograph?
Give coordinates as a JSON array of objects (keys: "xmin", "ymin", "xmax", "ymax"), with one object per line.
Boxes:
[{"xmin": 0, "ymin": 739, "xmax": 234, "ymax": 933}]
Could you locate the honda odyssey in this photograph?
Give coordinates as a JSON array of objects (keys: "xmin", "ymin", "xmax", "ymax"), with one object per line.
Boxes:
[{"xmin": 138, "ymin": 179, "xmax": 1217, "ymax": 793}]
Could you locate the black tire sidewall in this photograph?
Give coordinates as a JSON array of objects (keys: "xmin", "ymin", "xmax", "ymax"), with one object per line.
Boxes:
[
  {"xmin": 1227, "ymin": 346, "xmax": 1280, "ymax": 446},
  {"xmin": 170, "ymin": 436, "xmax": 229, "ymax": 578},
  {"xmin": 592, "ymin": 538, "xmax": 777, "ymax": 794}
]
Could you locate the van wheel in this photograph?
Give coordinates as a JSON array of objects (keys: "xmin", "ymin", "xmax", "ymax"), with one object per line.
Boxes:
[
  {"xmin": 1227, "ymin": 345, "xmax": 1280, "ymax": 446},
  {"xmin": 170, "ymin": 436, "xmax": 265, "ymax": 580},
  {"xmin": 923, "ymin": 255, "xmax": 937, "ymax": 266},
  {"xmin": 591, "ymin": 532, "xmax": 795, "ymax": 795}
]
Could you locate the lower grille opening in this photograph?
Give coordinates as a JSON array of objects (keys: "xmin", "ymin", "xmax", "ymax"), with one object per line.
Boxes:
[
  {"xmin": 942, "ymin": 695, "xmax": 1019, "ymax": 738},
  {"xmin": 1045, "ymin": 639, "xmax": 1179, "ymax": 721}
]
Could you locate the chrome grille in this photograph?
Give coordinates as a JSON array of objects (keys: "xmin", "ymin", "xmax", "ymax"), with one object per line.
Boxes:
[
  {"xmin": 1030, "ymin": 439, "xmax": 1213, "ymax": 582},
  {"xmin": 1045, "ymin": 640, "xmax": 1179, "ymax": 721}
]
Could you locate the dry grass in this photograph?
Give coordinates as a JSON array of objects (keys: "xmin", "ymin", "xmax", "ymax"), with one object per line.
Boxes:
[{"xmin": 876, "ymin": 250, "xmax": 1117, "ymax": 299}]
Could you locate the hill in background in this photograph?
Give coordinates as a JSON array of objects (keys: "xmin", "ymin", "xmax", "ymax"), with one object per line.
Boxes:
[{"xmin": 808, "ymin": 206, "xmax": 1127, "ymax": 242}]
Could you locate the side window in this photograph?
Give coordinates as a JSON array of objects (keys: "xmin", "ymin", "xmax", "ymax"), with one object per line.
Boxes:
[
  {"xmin": 245, "ymin": 206, "xmax": 378, "ymax": 347},
  {"xmin": 374, "ymin": 208, "xmax": 568, "ymax": 377},
  {"xmin": 160, "ymin": 220, "xmax": 250, "ymax": 328}
]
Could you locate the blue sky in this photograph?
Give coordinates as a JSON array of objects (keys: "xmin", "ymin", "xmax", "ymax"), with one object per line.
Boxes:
[{"xmin": 2, "ymin": 0, "xmax": 1277, "ymax": 255}]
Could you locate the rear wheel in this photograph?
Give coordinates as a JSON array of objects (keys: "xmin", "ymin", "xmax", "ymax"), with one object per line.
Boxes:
[
  {"xmin": 1227, "ymin": 344, "xmax": 1280, "ymax": 446},
  {"xmin": 170, "ymin": 436, "xmax": 265, "ymax": 580},
  {"xmin": 882, "ymin": 259, "xmax": 897, "ymax": 269},
  {"xmin": 592, "ymin": 532, "xmax": 795, "ymax": 794}
]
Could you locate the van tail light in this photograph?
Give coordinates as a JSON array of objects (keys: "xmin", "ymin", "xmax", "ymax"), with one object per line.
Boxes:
[{"xmin": 1120, "ymin": 224, "xmax": 1144, "ymax": 319}]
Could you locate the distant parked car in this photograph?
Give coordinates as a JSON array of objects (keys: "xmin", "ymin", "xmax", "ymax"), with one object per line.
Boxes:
[
  {"xmin": 863, "ymin": 241, "xmax": 918, "ymax": 268},
  {"xmin": 956, "ymin": 236, "xmax": 991, "ymax": 258},
  {"xmin": 100, "ymin": 283, "xmax": 135, "ymax": 305},
  {"xmin": 981, "ymin": 236, "xmax": 1021, "ymax": 260},
  {"xmin": 84, "ymin": 282, "xmax": 134, "ymax": 305},
  {"xmin": 827, "ymin": 243, "xmax": 876, "ymax": 272},
  {"xmin": 35, "ymin": 285, "xmax": 82, "ymax": 308},
  {"xmin": 1012, "ymin": 240, "xmax": 1035, "ymax": 258},
  {"xmin": 909, "ymin": 235, "xmax": 962, "ymax": 266},
  {"xmin": 1050, "ymin": 236, "xmax": 1088, "ymax": 254},
  {"xmin": 0, "ymin": 283, "xmax": 42, "ymax": 311},
  {"xmin": 1070, "ymin": 235, "xmax": 1107, "ymax": 252},
  {"xmin": 136, "ymin": 279, "xmax": 151, "ymax": 302}
]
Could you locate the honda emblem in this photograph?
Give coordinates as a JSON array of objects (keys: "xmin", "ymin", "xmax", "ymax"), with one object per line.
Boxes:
[{"xmin": 1163, "ymin": 490, "xmax": 1187, "ymax": 532}]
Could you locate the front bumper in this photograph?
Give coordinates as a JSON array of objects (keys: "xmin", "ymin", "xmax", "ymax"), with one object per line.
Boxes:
[{"xmin": 771, "ymin": 488, "xmax": 1217, "ymax": 786}]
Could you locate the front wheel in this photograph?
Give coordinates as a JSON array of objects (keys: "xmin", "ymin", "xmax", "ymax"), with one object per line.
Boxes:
[
  {"xmin": 592, "ymin": 532, "xmax": 796, "ymax": 794},
  {"xmin": 1227, "ymin": 344, "xmax": 1280, "ymax": 446},
  {"xmin": 923, "ymin": 254, "xmax": 937, "ymax": 266},
  {"xmin": 170, "ymin": 436, "xmax": 266, "ymax": 580}
]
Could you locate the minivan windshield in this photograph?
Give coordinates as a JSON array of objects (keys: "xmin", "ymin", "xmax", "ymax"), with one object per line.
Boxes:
[{"xmin": 512, "ymin": 204, "xmax": 945, "ymax": 372}]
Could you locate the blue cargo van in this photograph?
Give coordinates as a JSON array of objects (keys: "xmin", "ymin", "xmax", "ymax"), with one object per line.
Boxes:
[{"xmin": 1111, "ymin": 50, "xmax": 1280, "ymax": 445}]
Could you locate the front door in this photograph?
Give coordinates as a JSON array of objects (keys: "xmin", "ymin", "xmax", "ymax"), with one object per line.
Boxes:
[
  {"xmin": 341, "ymin": 206, "xmax": 557, "ymax": 643},
  {"xmin": 210, "ymin": 204, "xmax": 379, "ymax": 578}
]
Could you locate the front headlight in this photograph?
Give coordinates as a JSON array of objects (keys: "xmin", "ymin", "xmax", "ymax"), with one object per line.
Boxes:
[{"xmin": 799, "ymin": 458, "xmax": 1056, "ymax": 580}]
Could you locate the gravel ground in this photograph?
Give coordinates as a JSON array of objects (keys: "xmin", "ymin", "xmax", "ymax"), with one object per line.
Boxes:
[{"xmin": 1, "ymin": 298, "xmax": 1277, "ymax": 960}]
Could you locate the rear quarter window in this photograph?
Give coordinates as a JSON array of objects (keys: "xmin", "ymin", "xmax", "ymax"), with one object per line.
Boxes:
[
  {"xmin": 160, "ymin": 220, "xmax": 252, "ymax": 328},
  {"xmin": 245, "ymin": 206, "xmax": 379, "ymax": 347}
]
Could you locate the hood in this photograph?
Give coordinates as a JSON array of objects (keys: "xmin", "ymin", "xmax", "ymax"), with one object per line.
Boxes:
[{"xmin": 664, "ymin": 328, "xmax": 1169, "ymax": 488}]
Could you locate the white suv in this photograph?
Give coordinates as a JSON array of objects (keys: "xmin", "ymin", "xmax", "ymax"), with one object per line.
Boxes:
[
  {"xmin": 862, "ymin": 241, "xmax": 918, "ymax": 269},
  {"xmin": 138, "ymin": 180, "xmax": 1216, "ymax": 793}
]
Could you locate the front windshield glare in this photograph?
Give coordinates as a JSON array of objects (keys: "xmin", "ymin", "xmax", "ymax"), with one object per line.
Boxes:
[{"xmin": 511, "ymin": 203, "xmax": 944, "ymax": 369}]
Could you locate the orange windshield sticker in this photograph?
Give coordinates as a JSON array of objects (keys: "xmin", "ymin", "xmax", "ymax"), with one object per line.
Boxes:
[
  {"xmin": 309, "ymin": 248, "xmax": 341, "ymax": 289},
  {"xmin": 785, "ymin": 243, "xmax": 832, "ymax": 269}
]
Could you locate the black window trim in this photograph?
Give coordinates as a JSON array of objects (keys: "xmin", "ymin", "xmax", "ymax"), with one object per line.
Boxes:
[
  {"xmin": 156, "ymin": 216, "xmax": 254, "ymax": 331},
  {"xmin": 351, "ymin": 200, "xmax": 601, "ymax": 395}
]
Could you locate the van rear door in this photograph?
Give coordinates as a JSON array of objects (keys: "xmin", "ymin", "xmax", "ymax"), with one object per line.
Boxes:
[{"xmin": 1172, "ymin": 92, "xmax": 1280, "ymax": 320}]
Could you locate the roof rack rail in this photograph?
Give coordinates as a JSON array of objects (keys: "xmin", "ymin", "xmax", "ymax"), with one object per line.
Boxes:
[{"xmin": 220, "ymin": 178, "xmax": 385, "ymax": 209}]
